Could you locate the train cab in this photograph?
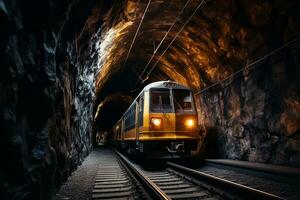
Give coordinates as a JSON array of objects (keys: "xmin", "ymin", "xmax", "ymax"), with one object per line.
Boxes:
[{"xmin": 112, "ymin": 81, "xmax": 201, "ymax": 158}]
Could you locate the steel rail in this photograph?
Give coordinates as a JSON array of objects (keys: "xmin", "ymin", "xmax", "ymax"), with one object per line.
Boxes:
[
  {"xmin": 205, "ymin": 159, "xmax": 300, "ymax": 179},
  {"xmin": 114, "ymin": 149, "xmax": 170, "ymax": 200},
  {"xmin": 167, "ymin": 162, "xmax": 285, "ymax": 200}
]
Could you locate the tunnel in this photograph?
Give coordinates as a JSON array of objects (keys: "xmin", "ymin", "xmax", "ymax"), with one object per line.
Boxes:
[{"xmin": 1, "ymin": 0, "xmax": 300, "ymax": 199}]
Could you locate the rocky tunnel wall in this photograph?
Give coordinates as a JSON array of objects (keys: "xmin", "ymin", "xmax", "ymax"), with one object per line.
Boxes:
[{"xmin": 0, "ymin": 0, "xmax": 114, "ymax": 199}]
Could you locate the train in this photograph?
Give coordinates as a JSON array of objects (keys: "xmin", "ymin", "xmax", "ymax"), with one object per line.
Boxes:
[{"xmin": 112, "ymin": 81, "xmax": 202, "ymax": 158}]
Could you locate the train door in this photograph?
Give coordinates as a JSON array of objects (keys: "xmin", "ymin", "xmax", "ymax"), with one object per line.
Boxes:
[
  {"xmin": 136, "ymin": 94, "xmax": 144, "ymax": 140},
  {"xmin": 121, "ymin": 119, "xmax": 125, "ymax": 141}
]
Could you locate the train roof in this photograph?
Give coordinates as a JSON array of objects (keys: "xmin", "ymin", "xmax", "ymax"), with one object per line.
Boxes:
[{"xmin": 142, "ymin": 81, "xmax": 190, "ymax": 91}]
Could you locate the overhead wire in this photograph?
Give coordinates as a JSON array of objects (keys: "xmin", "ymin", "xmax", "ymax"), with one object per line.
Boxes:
[
  {"xmin": 137, "ymin": 0, "xmax": 193, "ymax": 81},
  {"xmin": 194, "ymin": 35, "xmax": 300, "ymax": 95},
  {"xmin": 123, "ymin": 0, "xmax": 152, "ymax": 68},
  {"xmin": 141, "ymin": 0, "xmax": 206, "ymax": 82}
]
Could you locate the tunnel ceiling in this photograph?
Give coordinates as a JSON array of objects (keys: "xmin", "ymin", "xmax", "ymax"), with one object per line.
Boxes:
[{"xmin": 92, "ymin": 0, "xmax": 300, "ymax": 131}]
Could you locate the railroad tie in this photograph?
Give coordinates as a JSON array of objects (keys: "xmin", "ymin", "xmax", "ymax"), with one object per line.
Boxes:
[
  {"xmin": 145, "ymin": 170, "xmax": 211, "ymax": 199},
  {"xmin": 92, "ymin": 157, "xmax": 134, "ymax": 199}
]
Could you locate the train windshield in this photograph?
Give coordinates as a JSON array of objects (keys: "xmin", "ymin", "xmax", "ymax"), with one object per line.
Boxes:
[
  {"xmin": 150, "ymin": 88, "xmax": 194, "ymax": 113},
  {"xmin": 173, "ymin": 89, "xmax": 193, "ymax": 112},
  {"xmin": 150, "ymin": 89, "xmax": 173, "ymax": 112}
]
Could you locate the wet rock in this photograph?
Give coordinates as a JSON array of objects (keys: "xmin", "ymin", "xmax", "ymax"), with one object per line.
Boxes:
[
  {"xmin": 271, "ymin": 135, "xmax": 279, "ymax": 144},
  {"xmin": 284, "ymin": 138, "xmax": 300, "ymax": 154},
  {"xmin": 43, "ymin": 42, "xmax": 56, "ymax": 82},
  {"xmin": 290, "ymin": 153, "xmax": 300, "ymax": 167},
  {"xmin": 0, "ymin": 0, "xmax": 105, "ymax": 199},
  {"xmin": 280, "ymin": 97, "xmax": 300, "ymax": 137},
  {"xmin": 0, "ymin": 1, "xmax": 8, "ymax": 15},
  {"xmin": 6, "ymin": 35, "xmax": 24, "ymax": 78}
]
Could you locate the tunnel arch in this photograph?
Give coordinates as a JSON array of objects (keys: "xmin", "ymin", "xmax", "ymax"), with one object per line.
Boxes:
[{"xmin": 92, "ymin": 0, "xmax": 300, "ymax": 159}]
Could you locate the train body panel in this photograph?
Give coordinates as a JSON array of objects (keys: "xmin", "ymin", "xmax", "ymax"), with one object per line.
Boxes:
[
  {"xmin": 123, "ymin": 128, "xmax": 136, "ymax": 140},
  {"xmin": 112, "ymin": 81, "xmax": 202, "ymax": 158}
]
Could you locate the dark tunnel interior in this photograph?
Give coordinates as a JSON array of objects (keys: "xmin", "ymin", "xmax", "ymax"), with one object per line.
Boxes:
[{"xmin": 0, "ymin": 0, "xmax": 300, "ymax": 199}]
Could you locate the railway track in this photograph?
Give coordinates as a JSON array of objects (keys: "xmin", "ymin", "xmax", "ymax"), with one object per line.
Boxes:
[
  {"xmin": 190, "ymin": 159, "xmax": 300, "ymax": 200},
  {"xmin": 92, "ymin": 149, "xmax": 149, "ymax": 200},
  {"xmin": 116, "ymin": 150, "xmax": 220, "ymax": 200},
  {"xmin": 92, "ymin": 148, "xmax": 297, "ymax": 199},
  {"xmin": 166, "ymin": 162, "xmax": 285, "ymax": 200}
]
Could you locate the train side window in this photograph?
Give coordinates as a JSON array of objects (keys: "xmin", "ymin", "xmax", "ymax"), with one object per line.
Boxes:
[{"xmin": 125, "ymin": 103, "xmax": 136, "ymax": 131}]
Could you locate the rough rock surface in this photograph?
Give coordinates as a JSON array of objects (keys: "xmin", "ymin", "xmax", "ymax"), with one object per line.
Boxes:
[{"xmin": 0, "ymin": 0, "xmax": 111, "ymax": 199}]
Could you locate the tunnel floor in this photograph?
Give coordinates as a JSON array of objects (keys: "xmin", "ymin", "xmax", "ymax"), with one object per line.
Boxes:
[
  {"xmin": 54, "ymin": 147, "xmax": 300, "ymax": 200},
  {"xmin": 55, "ymin": 148, "xmax": 106, "ymax": 200}
]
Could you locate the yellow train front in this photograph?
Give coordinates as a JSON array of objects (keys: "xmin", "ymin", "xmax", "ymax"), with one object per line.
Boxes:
[{"xmin": 113, "ymin": 81, "xmax": 201, "ymax": 158}]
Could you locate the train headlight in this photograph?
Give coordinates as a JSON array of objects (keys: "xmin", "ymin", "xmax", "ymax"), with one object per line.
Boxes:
[
  {"xmin": 185, "ymin": 119, "xmax": 195, "ymax": 127},
  {"xmin": 151, "ymin": 118, "xmax": 162, "ymax": 127}
]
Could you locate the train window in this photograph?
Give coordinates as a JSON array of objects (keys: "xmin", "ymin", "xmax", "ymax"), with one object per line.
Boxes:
[
  {"xmin": 150, "ymin": 89, "xmax": 173, "ymax": 112},
  {"xmin": 124, "ymin": 103, "xmax": 136, "ymax": 131},
  {"xmin": 139, "ymin": 96, "xmax": 143, "ymax": 112},
  {"xmin": 173, "ymin": 89, "xmax": 193, "ymax": 112}
]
